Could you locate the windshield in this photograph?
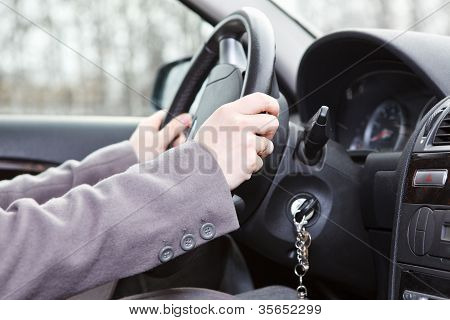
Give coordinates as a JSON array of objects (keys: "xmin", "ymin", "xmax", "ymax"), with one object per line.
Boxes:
[{"xmin": 272, "ymin": 0, "xmax": 450, "ymax": 36}]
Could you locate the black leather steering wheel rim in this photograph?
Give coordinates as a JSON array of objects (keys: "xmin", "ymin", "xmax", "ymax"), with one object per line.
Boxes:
[{"xmin": 163, "ymin": 7, "xmax": 277, "ymax": 126}]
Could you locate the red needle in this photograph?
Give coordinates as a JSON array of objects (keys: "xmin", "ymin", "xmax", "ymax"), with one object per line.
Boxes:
[{"xmin": 371, "ymin": 129, "xmax": 393, "ymax": 142}]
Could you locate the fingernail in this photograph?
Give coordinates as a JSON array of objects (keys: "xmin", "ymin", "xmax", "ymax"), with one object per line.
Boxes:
[{"xmin": 178, "ymin": 113, "xmax": 192, "ymax": 127}]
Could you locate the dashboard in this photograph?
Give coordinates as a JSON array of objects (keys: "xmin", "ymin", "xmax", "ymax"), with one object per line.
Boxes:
[
  {"xmin": 296, "ymin": 33, "xmax": 442, "ymax": 156},
  {"xmin": 236, "ymin": 28, "xmax": 450, "ymax": 299},
  {"xmin": 289, "ymin": 29, "xmax": 450, "ymax": 299}
]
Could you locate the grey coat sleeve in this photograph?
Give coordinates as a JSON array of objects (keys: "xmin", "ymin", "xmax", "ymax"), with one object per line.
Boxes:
[
  {"xmin": 0, "ymin": 141, "xmax": 138, "ymax": 208},
  {"xmin": 0, "ymin": 141, "xmax": 239, "ymax": 299}
]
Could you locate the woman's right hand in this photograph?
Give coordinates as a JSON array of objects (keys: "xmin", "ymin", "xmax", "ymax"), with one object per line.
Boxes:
[{"xmin": 195, "ymin": 93, "xmax": 280, "ymax": 190}]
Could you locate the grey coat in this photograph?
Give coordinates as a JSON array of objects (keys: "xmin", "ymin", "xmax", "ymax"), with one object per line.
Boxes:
[{"xmin": 0, "ymin": 141, "xmax": 238, "ymax": 299}]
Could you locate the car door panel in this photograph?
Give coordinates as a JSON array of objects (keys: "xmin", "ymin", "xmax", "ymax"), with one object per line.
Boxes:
[{"xmin": 0, "ymin": 115, "xmax": 140, "ymax": 179}]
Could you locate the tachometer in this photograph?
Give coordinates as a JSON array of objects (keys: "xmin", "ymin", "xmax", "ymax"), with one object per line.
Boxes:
[{"xmin": 363, "ymin": 99, "xmax": 406, "ymax": 151}]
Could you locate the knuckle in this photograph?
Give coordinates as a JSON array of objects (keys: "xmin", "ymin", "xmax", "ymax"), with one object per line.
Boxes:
[
  {"xmin": 256, "ymin": 159, "xmax": 263, "ymax": 171},
  {"xmin": 263, "ymin": 116, "xmax": 279, "ymax": 136},
  {"xmin": 274, "ymin": 100, "xmax": 280, "ymax": 113},
  {"xmin": 271, "ymin": 116, "xmax": 280, "ymax": 129},
  {"xmin": 251, "ymin": 92, "xmax": 269, "ymax": 106},
  {"xmin": 248, "ymin": 153, "xmax": 257, "ymax": 169},
  {"xmin": 261, "ymin": 95, "xmax": 272, "ymax": 107},
  {"xmin": 270, "ymin": 96, "xmax": 279, "ymax": 106},
  {"xmin": 256, "ymin": 92, "xmax": 267, "ymax": 100},
  {"xmin": 248, "ymin": 160, "xmax": 255, "ymax": 172},
  {"xmin": 252, "ymin": 92, "xmax": 266, "ymax": 100},
  {"xmin": 261, "ymin": 137, "xmax": 269, "ymax": 149}
]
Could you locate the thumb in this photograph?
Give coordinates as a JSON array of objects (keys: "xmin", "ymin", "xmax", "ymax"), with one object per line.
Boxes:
[{"xmin": 145, "ymin": 110, "xmax": 167, "ymax": 129}]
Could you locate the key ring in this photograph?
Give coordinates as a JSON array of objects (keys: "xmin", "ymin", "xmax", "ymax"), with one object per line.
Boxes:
[{"xmin": 297, "ymin": 285, "xmax": 308, "ymax": 299}]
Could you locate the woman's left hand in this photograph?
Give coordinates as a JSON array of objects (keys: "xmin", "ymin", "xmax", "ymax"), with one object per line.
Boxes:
[{"xmin": 129, "ymin": 111, "xmax": 192, "ymax": 162}]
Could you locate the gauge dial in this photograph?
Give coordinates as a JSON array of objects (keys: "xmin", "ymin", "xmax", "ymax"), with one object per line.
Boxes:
[{"xmin": 363, "ymin": 100, "xmax": 406, "ymax": 151}]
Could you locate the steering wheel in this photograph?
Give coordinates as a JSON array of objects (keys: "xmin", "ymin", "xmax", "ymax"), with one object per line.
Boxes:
[{"xmin": 163, "ymin": 7, "xmax": 289, "ymax": 222}]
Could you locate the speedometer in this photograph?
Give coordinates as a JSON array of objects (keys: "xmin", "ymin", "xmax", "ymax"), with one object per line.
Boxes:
[{"xmin": 363, "ymin": 100, "xmax": 406, "ymax": 151}]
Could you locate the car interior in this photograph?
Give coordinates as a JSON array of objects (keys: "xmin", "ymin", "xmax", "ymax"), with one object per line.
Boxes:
[{"xmin": 1, "ymin": 0, "xmax": 450, "ymax": 300}]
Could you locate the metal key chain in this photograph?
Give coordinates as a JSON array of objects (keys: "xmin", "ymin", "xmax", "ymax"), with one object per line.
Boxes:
[
  {"xmin": 290, "ymin": 195, "xmax": 316, "ymax": 299},
  {"xmin": 293, "ymin": 214, "xmax": 312, "ymax": 299}
]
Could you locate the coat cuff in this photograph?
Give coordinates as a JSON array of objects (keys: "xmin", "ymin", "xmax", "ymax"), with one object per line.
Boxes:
[{"xmin": 107, "ymin": 141, "xmax": 139, "ymax": 171}]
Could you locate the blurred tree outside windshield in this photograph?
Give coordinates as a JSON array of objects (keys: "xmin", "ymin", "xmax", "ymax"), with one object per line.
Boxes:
[
  {"xmin": 0, "ymin": 0, "xmax": 211, "ymax": 116},
  {"xmin": 273, "ymin": 0, "xmax": 450, "ymax": 36},
  {"xmin": 1, "ymin": 0, "xmax": 449, "ymax": 116}
]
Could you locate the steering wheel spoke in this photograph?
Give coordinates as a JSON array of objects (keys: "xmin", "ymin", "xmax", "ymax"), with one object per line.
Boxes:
[{"xmin": 219, "ymin": 37, "xmax": 247, "ymax": 73}]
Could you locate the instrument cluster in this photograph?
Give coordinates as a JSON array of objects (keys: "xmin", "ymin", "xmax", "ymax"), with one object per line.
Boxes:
[{"xmin": 334, "ymin": 70, "xmax": 435, "ymax": 153}]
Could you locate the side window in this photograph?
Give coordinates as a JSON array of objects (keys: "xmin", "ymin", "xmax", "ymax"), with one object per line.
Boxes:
[{"xmin": 0, "ymin": 0, "xmax": 212, "ymax": 116}]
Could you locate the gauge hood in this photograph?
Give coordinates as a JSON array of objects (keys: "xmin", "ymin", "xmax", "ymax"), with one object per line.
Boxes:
[{"xmin": 297, "ymin": 29, "xmax": 450, "ymax": 118}]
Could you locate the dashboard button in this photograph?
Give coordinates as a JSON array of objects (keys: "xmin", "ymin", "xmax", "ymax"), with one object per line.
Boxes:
[
  {"xmin": 416, "ymin": 207, "xmax": 431, "ymax": 231},
  {"xmin": 408, "ymin": 207, "xmax": 435, "ymax": 256},
  {"xmin": 413, "ymin": 169, "xmax": 447, "ymax": 187},
  {"xmin": 414, "ymin": 231, "xmax": 426, "ymax": 256}
]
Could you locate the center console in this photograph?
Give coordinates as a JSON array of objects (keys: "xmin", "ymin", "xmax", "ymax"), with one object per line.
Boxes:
[{"xmin": 390, "ymin": 97, "xmax": 450, "ymax": 299}]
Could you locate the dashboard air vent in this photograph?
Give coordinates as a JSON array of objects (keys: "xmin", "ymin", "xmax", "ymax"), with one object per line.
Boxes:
[{"xmin": 433, "ymin": 112, "xmax": 450, "ymax": 145}]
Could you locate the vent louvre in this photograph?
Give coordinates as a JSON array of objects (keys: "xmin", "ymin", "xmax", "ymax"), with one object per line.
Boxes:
[{"xmin": 433, "ymin": 113, "xmax": 450, "ymax": 145}]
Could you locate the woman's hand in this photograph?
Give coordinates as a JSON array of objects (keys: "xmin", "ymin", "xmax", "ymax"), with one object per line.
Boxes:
[
  {"xmin": 195, "ymin": 93, "xmax": 280, "ymax": 190},
  {"xmin": 129, "ymin": 111, "xmax": 192, "ymax": 163}
]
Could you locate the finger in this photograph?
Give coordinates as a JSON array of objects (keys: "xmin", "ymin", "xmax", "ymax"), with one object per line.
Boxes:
[
  {"xmin": 242, "ymin": 114, "xmax": 279, "ymax": 139},
  {"xmin": 141, "ymin": 110, "xmax": 167, "ymax": 129},
  {"xmin": 255, "ymin": 136, "xmax": 274, "ymax": 158},
  {"xmin": 171, "ymin": 132, "xmax": 187, "ymax": 148},
  {"xmin": 254, "ymin": 155, "xmax": 264, "ymax": 173},
  {"xmin": 159, "ymin": 113, "xmax": 192, "ymax": 148},
  {"xmin": 231, "ymin": 92, "xmax": 279, "ymax": 116}
]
